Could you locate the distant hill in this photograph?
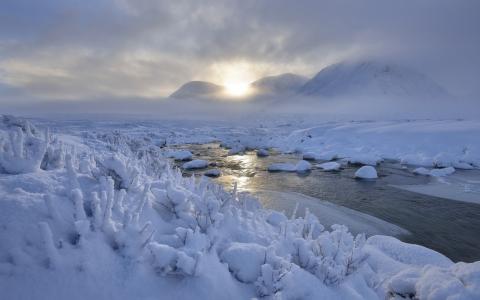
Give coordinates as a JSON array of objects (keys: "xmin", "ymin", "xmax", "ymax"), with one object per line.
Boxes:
[
  {"xmin": 169, "ymin": 81, "xmax": 223, "ymax": 99},
  {"xmin": 251, "ymin": 73, "xmax": 308, "ymax": 95},
  {"xmin": 169, "ymin": 61, "xmax": 449, "ymax": 101},
  {"xmin": 299, "ymin": 61, "xmax": 448, "ymax": 98}
]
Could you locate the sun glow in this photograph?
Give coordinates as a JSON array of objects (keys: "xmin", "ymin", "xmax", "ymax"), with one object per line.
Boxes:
[
  {"xmin": 224, "ymin": 81, "xmax": 251, "ymax": 97},
  {"xmin": 210, "ymin": 61, "xmax": 259, "ymax": 98}
]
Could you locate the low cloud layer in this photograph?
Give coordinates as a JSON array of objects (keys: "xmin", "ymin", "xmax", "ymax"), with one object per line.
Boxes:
[{"xmin": 1, "ymin": 0, "xmax": 479, "ymax": 102}]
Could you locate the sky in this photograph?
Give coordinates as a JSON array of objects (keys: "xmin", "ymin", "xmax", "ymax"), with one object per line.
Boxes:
[{"xmin": 1, "ymin": 0, "xmax": 479, "ymax": 105}]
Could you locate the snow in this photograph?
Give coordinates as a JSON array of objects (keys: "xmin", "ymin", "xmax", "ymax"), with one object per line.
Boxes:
[
  {"xmin": 318, "ymin": 161, "xmax": 341, "ymax": 171},
  {"xmin": 413, "ymin": 167, "xmax": 431, "ymax": 175},
  {"xmin": 220, "ymin": 243, "xmax": 267, "ymax": 283},
  {"xmin": 430, "ymin": 167, "xmax": 455, "ymax": 177},
  {"xmin": 414, "ymin": 166, "xmax": 456, "ymax": 177},
  {"xmin": 299, "ymin": 60, "xmax": 448, "ymax": 99},
  {"xmin": 0, "ymin": 115, "xmax": 479, "ymax": 300},
  {"xmin": 386, "ymin": 262, "xmax": 480, "ymax": 299},
  {"xmin": 267, "ymin": 160, "xmax": 311, "ymax": 173},
  {"xmin": 167, "ymin": 150, "xmax": 193, "ymax": 161},
  {"xmin": 354, "ymin": 166, "xmax": 378, "ymax": 179},
  {"xmin": 267, "ymin": 162, "xmax": 296, "ymax": 172},
  {"xmin": 183, "ymin": 159, "xmax": 209, "ymax": 170},
  {"xmin": 262, "ymin": 119, "xmax": 480, "ymax": 171},
  {"xmin": 295, "ymin": 160, "xmax": 312, "ymax": 172}
]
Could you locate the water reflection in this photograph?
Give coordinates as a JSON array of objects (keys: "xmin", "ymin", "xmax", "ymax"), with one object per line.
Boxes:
[{"xmin": 175, "ymin": 143, "xmax": 480, "ymax": 262}]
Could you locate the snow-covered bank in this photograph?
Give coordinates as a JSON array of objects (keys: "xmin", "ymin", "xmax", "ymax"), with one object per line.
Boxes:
[
  {"xmin": 211, "ymin": 119, "xmax": 480, "ymax": 173},
  {"xmin": 1, "ymin": 116, "xmax": 479, "ymax": 299}
]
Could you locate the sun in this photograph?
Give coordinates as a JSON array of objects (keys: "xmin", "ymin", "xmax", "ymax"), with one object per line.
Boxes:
[
  {"xmin": 210, "ymin": 61, "xmax": 258, "ymax": 98},
  {"xmin": 224, "ymin": 81, "xmax": 251, "ymax": 97}
]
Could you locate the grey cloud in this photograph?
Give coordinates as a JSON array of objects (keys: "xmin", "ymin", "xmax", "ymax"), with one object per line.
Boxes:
[{"xmin": 0, "ymin": 0, "xmax": 479, "ymax": 101}]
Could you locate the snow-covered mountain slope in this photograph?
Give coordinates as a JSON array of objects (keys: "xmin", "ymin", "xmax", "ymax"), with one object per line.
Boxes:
[
  {"xmin": 299, "ymin": 61, "xmax": 449, "ymax": 98},
  {"xmin": 169, "ymin": 81, "xmax": 223, "ymax": 99},
  {"xmin": 251, "ymin": 73, "xmax": 308, "ymax": 95}
]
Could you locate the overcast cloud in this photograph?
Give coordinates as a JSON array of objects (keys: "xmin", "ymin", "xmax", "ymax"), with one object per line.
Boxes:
[{"xmin": 1, "ymin": 0, "xmax": 479, "ymax": 103}]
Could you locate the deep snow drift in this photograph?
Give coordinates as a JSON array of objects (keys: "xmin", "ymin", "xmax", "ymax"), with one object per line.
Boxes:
[{"xmin": 0, "ymin": 115, "xmax": 479, "ymax": 300}]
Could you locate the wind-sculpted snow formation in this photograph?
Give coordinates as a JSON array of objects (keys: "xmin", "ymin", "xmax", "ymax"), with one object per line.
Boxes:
[{"xmin": 0, "ymin": 116, "xmax": 479, "ymax": 299}]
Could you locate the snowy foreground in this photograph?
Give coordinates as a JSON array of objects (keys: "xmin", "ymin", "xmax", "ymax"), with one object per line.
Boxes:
[{"xmin": 1, "ymin": 115, "xmax": 479, "ymax": 300}]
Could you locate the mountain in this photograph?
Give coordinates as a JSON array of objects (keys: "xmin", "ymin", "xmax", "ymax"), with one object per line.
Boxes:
[
  {"xmin": 169, "ymin": 81, "xmax": 223, "ymax": 99},
  {"xmin": 251, "ymin": 73, "xmax": 308, "ymax": 95},
  {"xmin": 299, "ymin": 61, "xmax": 448, "ymax": 98}
]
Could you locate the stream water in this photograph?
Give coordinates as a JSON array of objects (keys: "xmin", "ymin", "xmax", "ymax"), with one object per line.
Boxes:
[{"xmin": 175, "ymin": 143, "xmax": 480, "ymax": 263}]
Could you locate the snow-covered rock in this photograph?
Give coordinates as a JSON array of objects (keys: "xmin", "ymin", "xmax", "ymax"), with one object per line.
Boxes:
[
  {"xmin": 204, "ymin": 169, "xmax": 221, "ymax": 177},
  {"xmin": 430, "ymin": 167, "xmax": 455, "ymax": 177},
  {"xmin": 354, "ymin": 166, "xmax": 378, "ymax": 179},
  {"xmin": 256, "ymin": 149, "xmax": 269, "ymax": 157},
  {"xmin": 167, "ymin": 150, "xmax": 193, "ymax": 161},
  {"xmin": 413, "ymin": 167, "xmax": 431, "ymax": 176},
  {"xmin": 228, "ymin": 145, "xmax": 246, "ymax": 156},
  {"xmin": 413, "ymin": 166, "xmax": 455, "ymax": 177},
  {"xmin": 295, "ymin": 160, "xmax": 312, "ymax": 172},
  {"xmin": 267, "ymin": 162, "xmax": 296, "ymax": 172},
  {"xmin": 267, "ymin": 160, "xmax": 311, "ymax": 173},
  {"xmin": 182, "ymin": 159, "xmax": 208, "ymax": 170},
  {"xmin": 318, "ymin": 161, "xmax": 341, "ymax": 171}
]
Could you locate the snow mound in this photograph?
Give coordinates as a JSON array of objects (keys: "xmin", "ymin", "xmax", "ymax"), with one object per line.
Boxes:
[
  {"xmin": 354, "ymin": 166, "xmax": 378, "ymax": 179},
  {"xmin": 267, "ymin": 160, "xmax": 311, "ymax": 173},
  {"xmin": 318, "ymin": 161, "xmax": 341, "ymax": 171},
  {"xmin": 183, "ymin": 159, "xmax": 209, "ymax": 170},
  {"xmin": 220, "ymin": 243, "xmax": 267, "ymax": 283},
  {"xmin": 387, "ymin": 262, "xmax": 480, "ymax": 299}
]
